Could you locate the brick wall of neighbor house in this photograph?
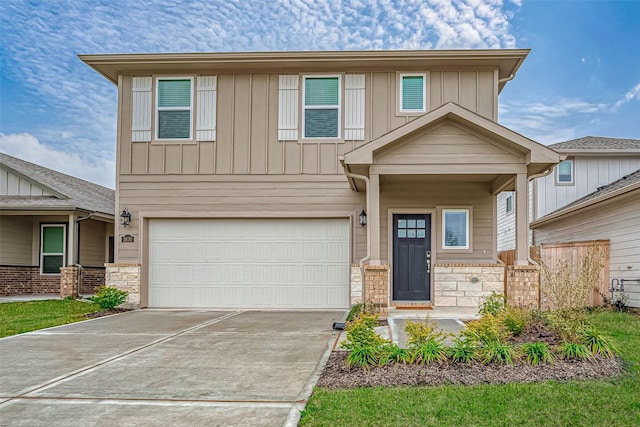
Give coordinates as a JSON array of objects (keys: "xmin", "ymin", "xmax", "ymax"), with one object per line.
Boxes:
[
  {"xmin": 0, "ymin": 266, "xmax": 60, "ymax": 296},
  {"xmin": 434, "ymin": 264, "xmax": 505, "ymax": 307},
  {"xmin": 364, "ymin": 264, "xmax": 389, "ymax": 315},
  {"xmin": 350, "ymin": 265, "xmax": 363, "ymax": 304},
  {"xmin": 505, "ymin": 265, "xmax": 540, "ymax": 309},
  {"xmin": 79, "ymin": 267, "xmax": 106, "ymax": 294},
  {"xmin": 105, "ymin": 263, "xmax": 141, "ymax": 306}
]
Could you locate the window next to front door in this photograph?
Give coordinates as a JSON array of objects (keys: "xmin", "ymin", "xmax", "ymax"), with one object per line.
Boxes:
[
  {"xmin": 393, "ymin": 214, "xmax": 431, "ymax": 301},
  {"xmin": 41, "ymin": 224, "xmax": 66, "ymax": 274}
]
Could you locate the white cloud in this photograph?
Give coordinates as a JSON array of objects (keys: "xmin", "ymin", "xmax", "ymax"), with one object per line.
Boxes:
[
  {"xmin": 499, "ymin": 98, "xmax": 609, "ymax": 144},
  {"xmin": 614, "ymin": 82, "xmax": 640, "ymax": 110},
  {"xmin": 0, "ymin": 133, "xmax": 115, "ymax": 188}
]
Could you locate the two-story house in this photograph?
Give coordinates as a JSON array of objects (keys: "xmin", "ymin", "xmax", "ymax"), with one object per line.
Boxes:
[
  {"xmin": 498, "ymin": 137, "xmax": 640, "ymax": 251},
  {"xmin": 81, "ymin": 50, "xmax": 560, "ymax": 310}
]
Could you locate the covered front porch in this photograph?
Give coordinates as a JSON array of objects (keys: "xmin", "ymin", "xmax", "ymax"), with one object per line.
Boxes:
[{"xmin": 341, "ymin": 103, "xmax": 561, "ymax": 311}]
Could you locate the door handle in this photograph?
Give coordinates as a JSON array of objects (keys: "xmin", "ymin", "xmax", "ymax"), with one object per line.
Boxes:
[{"xmin": 426, "ymin": 251, "xmax": 431, "ymax": 274}]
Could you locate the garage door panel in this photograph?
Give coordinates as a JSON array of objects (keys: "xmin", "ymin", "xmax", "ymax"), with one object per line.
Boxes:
[{"xmin": 148, "ymin": 219, "xmax": 350, "ymax": 309}]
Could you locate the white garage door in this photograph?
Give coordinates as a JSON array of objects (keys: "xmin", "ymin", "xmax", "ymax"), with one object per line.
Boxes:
[{"xmin": 148, "ymin": 218, "xmax": 350, "ymax": 309}]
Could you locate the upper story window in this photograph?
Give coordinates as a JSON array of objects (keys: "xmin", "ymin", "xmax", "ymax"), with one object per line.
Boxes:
[
  {"xmin": 442, "ymin": 209, "xmax": 469, "ymax": 250},
  {"xmin": 156, "ymin": 78, "xmax": 193, "ymax": 140},
  {"xmin": 399, "ymin": 73, "xmax": 426, "ymax": 113},
  {"xmin": 41, "ymin": 224, "xmax": 66, "ymax": 275},
  {"xmin": 303, "ymin": 76, "xmax": 341, "ymax": 139},
  {"xmin": 556, "ymin": 159, "xmax": 574, "ymax": 185}
]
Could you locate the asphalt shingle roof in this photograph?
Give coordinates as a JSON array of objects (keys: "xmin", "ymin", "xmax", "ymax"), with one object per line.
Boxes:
[
  {"xmin": 549, "ymin": 136, "xmax": 640, "ymax": 151},
  {"xmin": 0, "ymin": 152, "xmax": 114, "ymax": 215}
]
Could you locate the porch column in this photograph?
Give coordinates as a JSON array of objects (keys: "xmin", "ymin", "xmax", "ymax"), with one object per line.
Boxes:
[
  {"xmin": 369, "ymin": 172, "xmax": 381, "ymax": 264},
  {"xmin": 515, "ymin": 172, "xmax": 529, "ymax": 265},
  {"xmin": 68, "ymin": 214, "xmax": 76, "ymax": 266}
]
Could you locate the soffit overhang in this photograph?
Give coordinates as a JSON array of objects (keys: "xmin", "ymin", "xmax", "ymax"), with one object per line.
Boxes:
[
  {"xmin": 343, "ymin": 102, "xmax": 561, "ymax": 178},
  {"xmin": 79, "ymin": 49, "xmax": 529, "ymax": 92}
]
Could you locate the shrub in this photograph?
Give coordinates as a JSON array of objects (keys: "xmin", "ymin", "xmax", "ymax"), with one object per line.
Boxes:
[
  {"xmin": 345, "ymin": 303, "xmax": 363, "ymax": 322},
  {"xmin": 345, "ymin": 300, "xmax": 380, "ymax": 322},
  {"xmin": 378, "ymin": 344, "xmax": 411, "ymax": 366},
  {"xmin": 447, "ymin": 338, "xmax": 477, "ymax": 364},
  {"xmin": 479, "ymin": 292, "xmax": 506, "ymax": 317},
  {"xmin": 346, "ymin": 345, "xmax": 379, "ymax": 369},
  {"xmin": 410, "ymin": 339, "xmax": 448, "ymax": 364},
  {"xmin": 559, "ymin": 341, "xmax": 591, "ymax": 360},
  {"xmin": 463, "ymin": 313, "xmax": 512, "ymax": 345},
  {"xmin": 341, "ymin": 313, "xmax": 388, "ymax": 350},
  {"xmin": 522, "ymin": 342, "xmax": 554, "ymax": 365},
  {"xmin": 480, "ymin": 341, "xmax": 517, "ymax": 365},
  {"xmin": 499, "ymin": 306, "xmax": 530, "ymax": 336},
  {"xmin": 404, "ymin": 316, "xmax": 447, "ymax": 347},
  {"xmin": 543, "ymin": 309, "xmax": 589, "ymax": 343},
  {"xmin": 91, "ymin": 286, "xmax": 128, "ymax": 310},
  {"xmin": 580, "ymin": 326, "xmax": 617, "ymax": 358}
]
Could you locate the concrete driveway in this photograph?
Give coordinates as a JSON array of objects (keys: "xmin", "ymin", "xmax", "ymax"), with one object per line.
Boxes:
[{"xmin": 0, "ymin": 310, "xmax": 344, "ymax": 426}]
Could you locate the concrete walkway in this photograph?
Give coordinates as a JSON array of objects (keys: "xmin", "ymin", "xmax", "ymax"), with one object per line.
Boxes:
[{"xmin": 0, "ymin": 310, "xmax": 344, "ymax": 426}]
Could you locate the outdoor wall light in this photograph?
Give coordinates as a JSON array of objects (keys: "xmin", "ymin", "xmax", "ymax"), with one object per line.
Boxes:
[
  {"xmin": 120, "ymin": 206, "xmax": 131, "ymax": 227},
  {"xmin": 359, "ymin": 208, "xmax": 367, "ymax": 227}
]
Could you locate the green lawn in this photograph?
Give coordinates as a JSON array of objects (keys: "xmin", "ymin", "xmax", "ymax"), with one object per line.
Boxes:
[
  {"xmin": 0, "ymin": 299, "xmax": 101, "ymax": 338},
  {"xmin": 300, "ymin": 311, "xmax": 640, "ymax": 426}
]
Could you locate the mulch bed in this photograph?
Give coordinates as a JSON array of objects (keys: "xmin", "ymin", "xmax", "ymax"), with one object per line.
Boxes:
[
  {"xmin": 83, "ymin": 308, "xmax": 131, "ymax": 319},
  {"xmin": 317, "ymin": 321, "xmax": 623, "ymax": 389}
]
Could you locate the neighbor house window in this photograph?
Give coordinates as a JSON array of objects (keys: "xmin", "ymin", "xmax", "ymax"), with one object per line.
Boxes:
[
  {"xmin": 41, "ymin": 224, "xmax": 66, "ymax": 274},
  {"xmin": 303, "ymin": 76, "xmax": 341, "ymax": 138},
  {"xmin": 505, "ymin": 194, "xmax": 514, "ymax": 214},
  {"xmin": 556, "ymin": 160, "xmax": 574, "ymax": 184},
  {"xmin": 399, "ymin": 73, "xmax": 426, "ymax": 113},
  {"xmin": 156, "ymin": 77, "xmax": 193, "ymax": 140},
  {"xmin": 442, "ymin": 209, "xmax": 469, "ymax": 249}
]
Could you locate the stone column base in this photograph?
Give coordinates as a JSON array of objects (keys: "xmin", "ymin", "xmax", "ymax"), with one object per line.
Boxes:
[
  {"xmin": 105, "ymin": 263, "xmax": 141, "ymax": 308},
  {"xmin": 505, "ymin": 265, "xmax": 540, "ymax": 309},
  {"xmin": 364, "ymin": 264, "xmax": 389, "ymax": 316},
  {"xmin": 350, "ymin": 265, "xmax": 363, "ymax": 304}
]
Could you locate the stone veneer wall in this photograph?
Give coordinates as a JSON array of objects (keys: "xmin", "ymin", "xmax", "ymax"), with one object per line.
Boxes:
[
  {"xmin": 350, "ymin": 265, "xmax": 362, "ymax": 304},
  {"xmin": 79, "ymin": 267, "xmax": 106, "ymax": 294},
  {"xmin": 105, "ymin": 263, "xmax": 141, "ymax": 307},
  {"xmin": 434, "ymin": 263, "xmax": 505, "ymax": 307},
  {"xmin": 364, "ymin": 264, "xmax": 389, "ymax": 315},
  {"xmin": 0, "ymin": 266, "xmax": 60, "ymax": 296},
  {"xmin": 505, "ymin": 265, "xmax": 540, "ymax": 309}
]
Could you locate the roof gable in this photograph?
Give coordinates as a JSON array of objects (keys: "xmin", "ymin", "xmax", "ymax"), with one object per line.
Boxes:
[
  {"xmin": 0, "ymin": 153, "xmax": 115, "ymax": 215},
  {"xmin": 343, "ymin": 103, "xmax": 561, "ymax": 174},
  {"xmin": 374, "ymin": 121, "xmax": 525, "ymax": 166}
]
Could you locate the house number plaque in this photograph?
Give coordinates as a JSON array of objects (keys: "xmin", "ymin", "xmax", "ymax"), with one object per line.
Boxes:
[{"xmin": 121, "ymin": 234, "xmax": 135, "ymax": 243}]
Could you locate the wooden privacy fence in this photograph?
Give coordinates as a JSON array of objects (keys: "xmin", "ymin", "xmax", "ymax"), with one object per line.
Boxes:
[{"xmin": 499, "ymin": 240, "xmax": 610, "ymax": 308}]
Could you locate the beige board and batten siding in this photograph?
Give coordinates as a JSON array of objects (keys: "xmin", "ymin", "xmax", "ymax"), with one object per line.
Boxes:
[
  {"xmin": 533, "ymin": 191, "xmax": 640, "ymax": 308},
  {"xmin": 117, "ymin": 71, "xmax": 496, "ymax": 177}
]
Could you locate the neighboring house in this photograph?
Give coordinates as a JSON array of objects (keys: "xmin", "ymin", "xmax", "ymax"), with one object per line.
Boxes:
[
  {"xmin": 531, "ymin": 169, "xmax": 640, "ymax": 308},
  {"xmin": 81, "ymin": 49, "xmax": 561, "ymax": 310},
  {"xmin": 497, "ymin": 137, "xmax": 640, "ymax": 251},
  {"xmin": 0, "ymin": 153, "xmax": 115, "ymax": 296}
]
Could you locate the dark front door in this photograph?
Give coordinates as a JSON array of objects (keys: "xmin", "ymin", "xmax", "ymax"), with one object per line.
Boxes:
[{"xmin": 393, "ymin": 214, "xmax": 431, "ymax": 301}]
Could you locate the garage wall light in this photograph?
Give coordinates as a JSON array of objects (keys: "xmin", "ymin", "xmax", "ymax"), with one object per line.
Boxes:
[
  {"xmin": 359, "ymin": 209, "xmax": 367, "ymax": 227},
  {"xmin": 120, "ymin": 206, "xmax": 131, "ymax": 227}
]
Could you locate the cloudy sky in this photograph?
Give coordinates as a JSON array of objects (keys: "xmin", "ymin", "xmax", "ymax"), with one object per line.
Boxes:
[{"xmin": 1, "ymin": 0, "xmax": 639, "ymax": 188}]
